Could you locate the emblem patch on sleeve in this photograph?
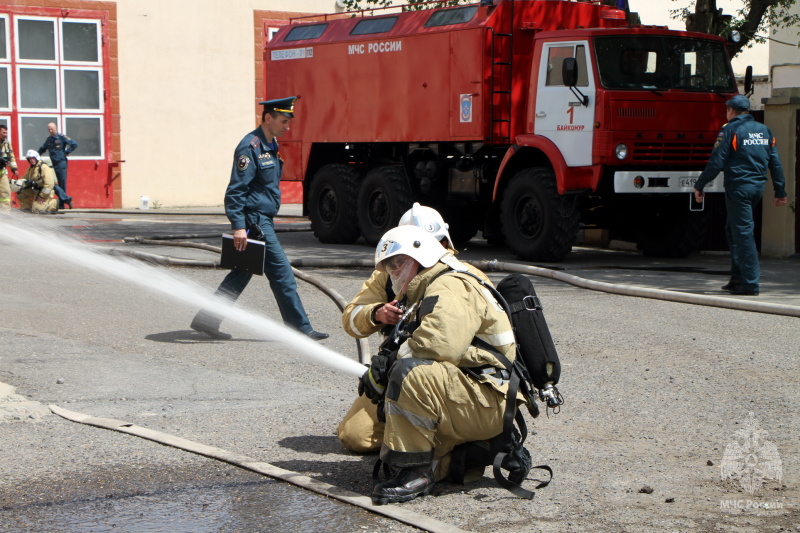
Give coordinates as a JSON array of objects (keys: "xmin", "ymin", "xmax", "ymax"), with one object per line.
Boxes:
[{"xmin": 237, "ymin": 155, "xmax": 250, "ymax": 171}]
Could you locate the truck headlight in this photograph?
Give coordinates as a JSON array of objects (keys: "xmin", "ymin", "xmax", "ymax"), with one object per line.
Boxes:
[{"xmin": 615, "ymin": 143, "xmax": 628, "ymax": 160}]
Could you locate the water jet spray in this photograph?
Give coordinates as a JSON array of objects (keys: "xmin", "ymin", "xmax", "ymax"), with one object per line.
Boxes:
[{"xmin": 0, "ymin": 212, "xmax": 366, "ymax": 377}]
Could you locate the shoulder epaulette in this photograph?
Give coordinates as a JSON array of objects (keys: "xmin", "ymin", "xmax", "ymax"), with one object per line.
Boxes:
[{"xmin": 249, "ymin": 136, "xmax": 261, "ymax": 149}]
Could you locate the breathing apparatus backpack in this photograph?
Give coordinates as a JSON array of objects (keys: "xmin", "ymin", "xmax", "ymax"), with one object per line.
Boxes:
[{"xmin": 447, "ymin": 270, "xmax": 563, "ymax": 500}]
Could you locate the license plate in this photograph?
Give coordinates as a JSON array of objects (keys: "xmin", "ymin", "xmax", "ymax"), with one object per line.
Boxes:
[{"xmin": 679, "ymin": 177, "xmax": 697, "ymax": 187}]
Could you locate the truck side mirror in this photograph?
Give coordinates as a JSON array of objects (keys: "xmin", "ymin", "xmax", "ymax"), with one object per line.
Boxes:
[
  {"xmin": 744, "ymin": 65, "xmax": 753, "ymax": 97},
  {"xmin": 562, "ymin": 57, "xmax": 579, "ymax": 87},
  {"xmin": 562, "ymin": 57, "xmax": 589, "ymax": 107}
]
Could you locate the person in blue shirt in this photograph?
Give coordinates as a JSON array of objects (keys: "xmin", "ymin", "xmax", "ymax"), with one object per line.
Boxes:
[
  {"xmin": 38, "ymin": 123, "xmax": 77, "ymax": 209},
  {"xmin": 191, "ymin": 97, "xmax": 328, "ymax": 341},
  {"xmin": 694, "ymin": 95, "xmax": 788, "ymax": 296}
]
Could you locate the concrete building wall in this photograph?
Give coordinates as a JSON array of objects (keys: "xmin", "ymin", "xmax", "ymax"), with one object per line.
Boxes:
[
  {"xmin": 115, "ymin": 0, "xmax": 336, "ymax": 208},
  {"xmin": 762, "ymin": 2, "xmax": 799, "ymax": 257},
  {"xmin": 769, "ymin": 2, "xmax": 800, "ymax": 94}
]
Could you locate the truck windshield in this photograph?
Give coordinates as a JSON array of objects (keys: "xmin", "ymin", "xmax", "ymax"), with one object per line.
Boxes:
[{"xmin": 594, "ymin": 36, "xmax": 736, "ymax": 92}]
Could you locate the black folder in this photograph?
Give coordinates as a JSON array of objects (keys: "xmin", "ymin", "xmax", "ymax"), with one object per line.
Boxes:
[{"xmin": 220, "ymin": 233, "xmax": 266, "ymax": 275}]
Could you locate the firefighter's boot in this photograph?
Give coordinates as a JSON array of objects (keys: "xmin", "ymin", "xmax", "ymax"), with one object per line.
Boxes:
[
  {"xmin": 190, "ymin": 311, "xmax": 232, "ymax": 340},
  {"xmin": 372, "ymin": 464, "xmax": 435, "ymax": 505}
]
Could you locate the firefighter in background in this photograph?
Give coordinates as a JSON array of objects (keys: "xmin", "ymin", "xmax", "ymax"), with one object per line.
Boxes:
[
  {"xmin": 38, "ymin": 122, "xmax": 76, "ymax": 209},
  {"xmin": 360, "ymin": 225, "xmax": 519, "ymax": 505},
  {"xmin": 12, "ymin": 150, "xmax": 59, "ymax": 214},
  {"xmin": 693, "ymin": 94, "xmax": 787, "ymax": 296},
  {"xmin": 338, "ymin": 203, "xmax": 491, "ymax": 453},
  {"xmin": 0, "ymin": 124, "xmax": 18, "ymax": 212}
]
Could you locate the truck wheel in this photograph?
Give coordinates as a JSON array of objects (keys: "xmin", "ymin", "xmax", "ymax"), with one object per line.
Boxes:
[
  {"xmin": 357, "ymin": 166, "xmax": 413, "ymax": 246},
  {"xmin": 637, "ymin": 200, "xmax": 710, "ymax": 258},
  {"xmin": 308, "ymin": 164, "xmax": 361, "ymax": 244},
  {"xmin": 501, "ymin": 168, "xmax": 579, "ymax": 262}
]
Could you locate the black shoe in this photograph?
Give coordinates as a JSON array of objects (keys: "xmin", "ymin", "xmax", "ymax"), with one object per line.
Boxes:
[
  {"xmin": 721, "ymin": 279, "xmax": 741, "ymax": 291},
  {"xmin": 372, "ymin": 465, "xmax": 435, "ymax": 505},
  {"xmin": 190, "ymin": 316, "xmax": 232, "ymax": 339},
  {"xmin": 729, "ymin": 287, "xmax": 759, "ymax": 296},
  {"xmin": 65, "ymin": 199, "xmax": 73, "ymax": 209},
  {"xmin": 305, "ymin": 330, "xmax": 329, "ymax": 341}
]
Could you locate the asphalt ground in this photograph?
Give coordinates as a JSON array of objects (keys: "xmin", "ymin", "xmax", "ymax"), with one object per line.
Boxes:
[{"xmin": 1, "ymin": 206, "xmax": 798, "ymax": 532}]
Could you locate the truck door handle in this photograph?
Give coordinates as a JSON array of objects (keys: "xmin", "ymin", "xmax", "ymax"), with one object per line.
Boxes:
[{"xmin": 535, "ymin": 111, "xmax": 546, "ymax": 118}]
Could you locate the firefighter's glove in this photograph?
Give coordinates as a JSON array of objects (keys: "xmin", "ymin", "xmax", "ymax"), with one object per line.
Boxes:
[
  {"xmin": 10, "ymin": 179, "xmax": 28, "ymax": 193},
  {"xmin": 358, "ymin": 354, "xmax": 393, "ymax": 403}
]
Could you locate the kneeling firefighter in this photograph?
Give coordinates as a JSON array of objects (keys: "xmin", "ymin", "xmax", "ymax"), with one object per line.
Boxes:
[
  {"xmin": 339, "ymin": 203, "xmax": 491, "ymax": 453},
  {"xmin": 12, "ymin": 150, "xmax": 58, "ymax": 214},
  {"xmin": 359, "ymin": 225, "xmax": 534, "ymax": 505}
]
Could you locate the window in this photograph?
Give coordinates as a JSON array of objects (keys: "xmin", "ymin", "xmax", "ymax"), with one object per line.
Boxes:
[
  {"xmin": 66, "ymin": 116, "xmax": 102, "ymax": 157},
  {"xmin": 285, "ymin": 24, "xmax": 327, "ymax": 41},
  {"xmin": 63, "ymin": 69, "xmax": 101, "ymax": 110},
  {"xmin": 18, "ymin": 67, "xmax": 58, "ymax": 109},
  {"xmin": 545, "ymin": 45, "xmax": 588, "ymax": 87},
  {"xmin": 0, "ymin": 68, "xmax": 8, "ymax": 109},
  {"xmin": 62, "ymin": 21, "xmax": 100, "ymax": 63},
  {"xmin": 425, "ymin": 6, "xmax": 478, "ymax": 28},
  {"xmin": 19, "ymin": 115, "xmax": 57, "ymax": 155},
  {"xmin": 0, "ymin": 17, "xmax": 7, "ymax": 110},
  {"xmin": 0, "ymin": 16, "xmax": 7, "ymax": 60},
  {"xmin": 351, "ymin": 17, "xmax": 397, "ymax": 35},
  {"xmin": 17, "ymin": 18, "xmax": 56, "ymax": 61},
  {"xmin": 594, "ymin": 36, "xmax": 736, "ymax": 92},
  {"xmin": 12, "ymin": 16, "xmax": 104, "ymax": 159}
]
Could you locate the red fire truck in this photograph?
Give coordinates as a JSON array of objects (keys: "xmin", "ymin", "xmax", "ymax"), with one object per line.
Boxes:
[{"xmin": 264, "ymin": 0, "xmax": 740, "ymax": 261}]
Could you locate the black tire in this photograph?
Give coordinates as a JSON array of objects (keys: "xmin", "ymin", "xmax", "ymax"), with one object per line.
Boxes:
[
  {"xmin": 500, "ymin": 168, "xmax": 579, "ymax": 262},
  {"xmin": 357, "ymin": 166, "xmax": 413, "ymax": 246},
  {"xmin": 637, "ymin": 200, "xmax": 710, "ymax": 258},
  {"xmin": 308, "ymin": 163, "xmax": 361, "ymax": 244}
]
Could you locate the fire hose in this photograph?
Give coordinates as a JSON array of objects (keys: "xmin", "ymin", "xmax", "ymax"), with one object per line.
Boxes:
[{"xmin": 117, "ymin": 237, "xmax": 800, "ymax": 320}]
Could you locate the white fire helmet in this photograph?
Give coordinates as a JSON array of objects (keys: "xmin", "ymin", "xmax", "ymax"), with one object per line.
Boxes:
[
  {"xmin": 375, "ymin": 225, "xmax": 447, "ymax": 272},
  {"xmin": 398, "ymin": 202, "xmax": 452, "ymax": 245},
  {"xmin": 25, "ymin": 149, "xmax": 40, "ymax": 161}
]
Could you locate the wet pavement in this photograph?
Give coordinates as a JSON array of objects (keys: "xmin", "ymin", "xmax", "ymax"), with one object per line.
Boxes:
[{"xmin": 2, "ymin": 464, "xmax": 399, "ymax": 533}]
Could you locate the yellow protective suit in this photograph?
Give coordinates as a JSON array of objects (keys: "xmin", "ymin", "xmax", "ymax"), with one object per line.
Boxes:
[
  {"xmin": 0, "ymin": 140, "xmax": 17, "ymax": 211},
  {"xmin": 16, "ymin": 162, "xmax": 58, "ymax": 214},
  {"xmin": 338, "ymin": 256, "xmax": 492, "ymax": 454},
  {"xmin": 379, "ymin": 256, "xmax": 517, "ymax": 474}
]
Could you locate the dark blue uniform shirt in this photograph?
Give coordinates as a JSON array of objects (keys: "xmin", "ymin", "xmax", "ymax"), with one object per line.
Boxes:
[
  {"xmin": 38, "ymin": 133, "xmax": 77, "ymax": 164},
  {"xmin": 224, "ymin": 127, "xmax": 283, "ymax": 230},
  {"xmin": 695, "ymin": 114, "xmax": 786, "ymax": 197}
]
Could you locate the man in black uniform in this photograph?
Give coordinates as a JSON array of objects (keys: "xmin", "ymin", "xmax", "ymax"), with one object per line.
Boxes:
[
  {"xmin": 694, "ymin": 95, "xmax": 788, "ymax": 296},
  {"xmin": 191, "ymin": 97, "xmax": 328, "ymax": 340},
  {"xmin": 38, "ymin": 122, "xmax": 76, "ymax": 209}
]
